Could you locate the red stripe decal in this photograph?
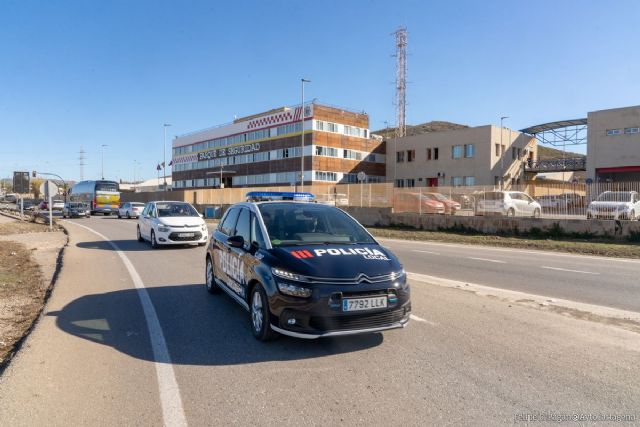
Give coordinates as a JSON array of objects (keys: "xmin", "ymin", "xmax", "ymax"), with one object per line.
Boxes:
[
  {"xmin": 303, "ymin": 250, "xmax": 313, "ymax": 258},
  {"xmin": 291, "ymin": 251, "xmax": 301, "ymax": 259}
]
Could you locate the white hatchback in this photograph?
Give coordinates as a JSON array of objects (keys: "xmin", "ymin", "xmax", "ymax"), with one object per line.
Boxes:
[
  {"xmin": 137, "ymin": 201, "xmax": 208, "ymax": 248},
  {"xmin": 118, "ymin": 202, "xmax": 145, "ymax": 219},
  {"xmin": 475, "ymin": 191, "xmax": 542, "ymax": 218}
]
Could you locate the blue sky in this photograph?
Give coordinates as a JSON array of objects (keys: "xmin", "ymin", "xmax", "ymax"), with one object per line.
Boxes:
[{"xmin": 1, "ymin": 0, "xmax": 638, "ymax": 182}]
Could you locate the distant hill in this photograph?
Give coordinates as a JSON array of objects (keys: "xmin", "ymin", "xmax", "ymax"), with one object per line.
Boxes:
[
  {"xmin": 537, "ymin": 145, "xmax": 585, "ymax": 160},
  {"xmin": 372, "ymin": 121, "xmax": 469, "ymax": 139}
]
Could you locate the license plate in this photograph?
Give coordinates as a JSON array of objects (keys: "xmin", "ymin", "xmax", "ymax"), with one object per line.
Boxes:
[
  {"xmin": 178, "ymin": 233, "xmax": 195, "ymax": 237},
  {"xmin": 342, "ymin": 296, "xmax": 388, "ymax": 312}
]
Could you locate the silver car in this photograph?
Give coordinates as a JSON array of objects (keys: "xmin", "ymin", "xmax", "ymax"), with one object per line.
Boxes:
[
  {"xmin": 475, "ymin": 191, "xmax": 542, "ymax": 218},
  {"xmin": 587, "ymin": 191, "xmax": 640, "ymax": 220},
  {"xmin": 118, "ymin": 202, "xmax": 145, "ymax": 219}
]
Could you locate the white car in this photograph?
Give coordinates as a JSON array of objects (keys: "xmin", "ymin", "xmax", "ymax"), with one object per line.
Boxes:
[
  {"xmin": 475, "ymin": 191, "xmax": 542, "ymax": 218},
  {"xmin": 587, "ymin": 191, "xmax": 640, "ymax": 220},
  {"xmin": 118, "ymin": 202, "xmax": 145, "ymax": 219},
  {"xmin": 137, "ymin": 201, "xmax": 208, "ymax": 248}
]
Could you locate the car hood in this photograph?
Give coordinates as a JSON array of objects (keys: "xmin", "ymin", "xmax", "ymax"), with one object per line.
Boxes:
[
  {"xmin": 271, "ymin": 244, "xmax": 402, "ymax": 280},
  {"xmin": 158, "ymin": 216, "xmax": 204, "ymax": 227}
]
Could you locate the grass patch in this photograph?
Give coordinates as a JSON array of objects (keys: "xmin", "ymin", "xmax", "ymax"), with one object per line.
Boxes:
[{"xmin": 368, "ymin": 226, "xmax": 640, "ymax": 259}]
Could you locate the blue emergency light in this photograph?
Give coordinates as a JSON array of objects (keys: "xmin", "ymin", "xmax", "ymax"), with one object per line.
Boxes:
[{"xmin": 246, "ymin": 191, "xmax": 316, "ymax": 202}]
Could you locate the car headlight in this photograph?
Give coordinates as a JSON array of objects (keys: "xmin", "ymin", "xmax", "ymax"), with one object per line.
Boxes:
[
  {"xmin": 272, "ymin": 268, "xmax": 305, "ymax": 282},
  {"xmin": 277, "ymin": 282, "xmax": 312, "ymax": 298},
  {"xmin": 201, "ymin": 224, "xmax": 207, "ymax": 231},
  {"xmin": 392, "ymin": 269, "xmax": 409, "ymax": 290},
  {"xmin": 158, "ymin": 225, "xmax": 170, "ymax": 232}
]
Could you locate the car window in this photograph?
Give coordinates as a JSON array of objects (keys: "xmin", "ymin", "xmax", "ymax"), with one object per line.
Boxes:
[
  {"xmin": 251, "ymin": 213, "xmax": 266, "ymax": 248},
  {"xmin": 234, "ymin": 208, "xmax": 251, "ymax": 244},
  {"xmin": 150, "ymin": 205, "xmax": 157, "ymax": 218},
  {"xmin": 142, "ymin": 204, "xmax": 150, "ymax": 216},
  {"xmin": 219, "ymin": 208, "xmax": 240, "ymax": 236}
]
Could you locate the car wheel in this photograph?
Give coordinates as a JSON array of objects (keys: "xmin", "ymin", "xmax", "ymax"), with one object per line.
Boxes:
[
  {"xmin": 126, "ymin": 212, "xmax": 131, "ymax": 219},
  {"xmin": 250, "ymin": 285, "xmax": 279, "ymax": 341},
  {"xmin": 117, "ymin": 213, "xmax": 121, "ymax": 218},
  {"xmin": 205, "ymin": 256, "xmax": 221, "ymax": 294},
  {"xmin": 629, "ymin": 210, "xmax": 636, "ymax": 221},
  {"xmin": 151, "ymin": 231, "xmax": 159, "ymax": 249},
  {"xmin": 586, "ymin": 212, "xmax": 592, "ymax": 219},
  {"xmin": 137, "ymin": 226, "xmax": 144, "ymax": 242},
  {"xmin": 533, "ymin": 208, "xmax": 541, "ymax": 218},
  {"xmin": 507, "ymin": 208, "xmax": 516, "ymax": 218}
]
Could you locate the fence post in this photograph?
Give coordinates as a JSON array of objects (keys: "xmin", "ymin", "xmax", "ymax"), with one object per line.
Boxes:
[{"xmin": 419, "ymin": 187, "xmax": 422, "ymax": 215}]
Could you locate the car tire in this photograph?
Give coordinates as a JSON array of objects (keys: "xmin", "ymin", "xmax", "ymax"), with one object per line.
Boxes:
[
  {"xmin": 533, "ymin": 208, "xmax": 541, "ymax": 218},
  {"xmin": 250, "ymin": 285, "xmax": 279, "ymax": 341},
  {"xmin": 586, "ymin": 212, "xmax": 592, "ymax": 219},
  {"xmin": 205, "ymin": 256, "xmax": 221, "ymax": 294},
  {"xmin": 137, "ymin": 226, "xmax": 144, "ymax": 242},
  {"xmin": 629, "ymin": 210, "xmax": 636, "ymax": 221},
  {"xmin": 117, "ymin": 212, "xmax": 121, "ymax": 218},
  {"xmin": 150, "ymin": 231, "xmax": 159, "ymax": 249},
  {"xmin": 126, "ymin": 212, "xmax": 131, "ymax": 219},
  {"xmin": 507, "ymin": 208, "xmax": 516, "ymax": 218}
]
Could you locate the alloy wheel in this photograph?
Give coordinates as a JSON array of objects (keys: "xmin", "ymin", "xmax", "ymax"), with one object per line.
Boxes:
[{"xmin": 251, "ymin": 291, "xmax": 263, "ymax": 333}]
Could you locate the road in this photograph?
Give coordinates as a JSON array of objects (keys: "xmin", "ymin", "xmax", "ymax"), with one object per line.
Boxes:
[{"xmin": 0, "ymin": 216, "xmax": 639, "ymax": 426}]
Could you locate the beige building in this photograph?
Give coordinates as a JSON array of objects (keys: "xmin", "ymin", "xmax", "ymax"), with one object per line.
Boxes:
[
  {"xmin": 587, "ymin": 105, "xmax": 640, "ymax": 181},
  {"xmin": 386, "ymin": 125, "xmax": 536, "ymax": 188}
]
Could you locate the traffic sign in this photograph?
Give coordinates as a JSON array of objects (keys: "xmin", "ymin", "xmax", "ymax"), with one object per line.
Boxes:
[
  {"xmin": 40, "ymin": 180, "xmax": 58, "ymax": 199},
  {"xmin": 357, "ymin": 171, "xmax": 367, "ymax": 182}
]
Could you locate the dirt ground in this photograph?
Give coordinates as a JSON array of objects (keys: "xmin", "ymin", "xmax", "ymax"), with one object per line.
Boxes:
[{"xmin": 0, "ymin": 241, "xmax": 45, "ymax": 365}]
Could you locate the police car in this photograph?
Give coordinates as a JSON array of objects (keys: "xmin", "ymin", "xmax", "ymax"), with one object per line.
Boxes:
[{"xmin": 205, "ymin": 192, "xmax": 411, "ymax": 340}]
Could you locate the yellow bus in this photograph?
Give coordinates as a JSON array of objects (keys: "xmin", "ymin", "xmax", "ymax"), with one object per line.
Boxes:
[{"xmin": 68, "ymin": 180, "xmax": 121, "ymax": 215}]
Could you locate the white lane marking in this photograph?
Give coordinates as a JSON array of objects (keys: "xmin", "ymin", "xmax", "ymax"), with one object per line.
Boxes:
[
  {"xmin": 542, "ymin": 266, "xmax": 599, "ymax": 275},
  {"xmin": 378, "ymin": 237, "xmax": 640, "ymax": 264},
  {"xmin": 406, "ymin": 271, "xmax": 640, "ymax": 322},
  {"xmin": 411, "ymin": 250, "xmax": 440, "ymax": 255},
  {"xmin": 66, "ymin": 221, "xmax": 187, "ymax": 427},
  {"xmin": 410, "ymin": 314, "xmax": 437, "ymax": 326},
  {"xmin": 467, "ymin": 257, "xmax": 506, "ymax": 264}
]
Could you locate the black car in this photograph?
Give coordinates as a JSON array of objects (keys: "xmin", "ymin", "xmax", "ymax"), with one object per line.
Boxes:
[
  {"xmin": 205, "ymin": 198, "xmax": 411, "ymax": 340},
  {"xmin": 62, "ymin": 202, "xmax": 90, "ymax": 218}
]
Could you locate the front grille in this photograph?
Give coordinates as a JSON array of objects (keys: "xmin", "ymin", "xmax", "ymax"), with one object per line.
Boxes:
[
  {"xmin": 168, "ymin": 231, "xmax": 202, "ymax": 242},
  {"xmin": 338, "ymin": 289, "xmax": 394, "ymax": 298},
  {"xmin": 310, "ymin": 308, "xmax": 407, "ymax": 332}
]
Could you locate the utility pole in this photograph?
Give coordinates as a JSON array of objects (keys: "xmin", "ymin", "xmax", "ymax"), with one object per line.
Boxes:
[
  {"xmin": 500, "ymin": 116, "xmax": 508, "ymax": 189},
  {"xmin": 163, "ymin": 124, "xmax": 171, "ymax": 189},
  {"xmin": 79, "ymin": 147, "xmax": 86, "ymax": 181},
  {"xmin": 100, "ymin": 144, "xmax": 108, "ymax": 180},
  {"xmin": 300, "ymin": 79, "xmax": 310, "ymax": 192},
  {"xmin": 393, "ymin": 27, "xmax": 407, "ymax": 139}
]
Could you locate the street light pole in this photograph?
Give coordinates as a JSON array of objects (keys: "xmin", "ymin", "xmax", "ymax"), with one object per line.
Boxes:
[
  {"xmin": 300, "ymin": 78, "xmax": 310, "ymax": 192},
  {"xmin": 163, "ymin": 124, "xmax": 171, "ymax": 189},
  {"xmin": 499, "ymin": 116, "xmax": 508, "ymax": 189},
  {"xmin": 100, "ymin": 144, "xmax": 108, "ymax": 180}
]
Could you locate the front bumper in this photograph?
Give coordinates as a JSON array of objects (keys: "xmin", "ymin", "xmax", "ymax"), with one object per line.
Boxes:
[
  {"xmin": 155, "ymin": 228, "xmax": 208, "ymax": 245},
  {"xmin": 267, "ymin": 280, "xmax": 411, "ymax": 339},
  {"xmin": 589, "ymin": 210, "xmax": 633, "ymax": 220}
]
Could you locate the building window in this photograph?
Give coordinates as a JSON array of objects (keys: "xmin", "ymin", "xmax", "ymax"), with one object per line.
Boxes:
[
  {"xmin": 396, "ymin": 151, "xmax": 405, "ymax": 162},
  {"xmin": 495, "ymin": 143, "xmax": 500, "ymax": 156},
  {"xmin": 406, "ymin": 178, "xmax": 415, "ymax": 188},
  {"xmin": 494, "ymin": 176, "xmax": 500, "ymax": 186},
  {"xmin": 607, "ymin": 129, "xmax": 623, "ymax": 136},
  {"xmin": 427, "ymin": 148, "xmax": 432, "ymax": 160},
  {"xmin": 463, "ymin": 176, "xmax": 475, "ymax": 186},
  {"xmin": 407, "ymin": 150, "xmax": 415, "ymax": 162},
  {"xmin": 316, "ymin": 146, "xmax": 338, "ymax": 157},
  {"xmin": 314, "ymin": 171, "xmax": 337, "ymax": 181},
  {"xmin": 452, "ymin": 145, "xmax": 463, "ymax": 159},
  {"xmin": 451, "ymin": 176, "xmax": 463, "ymax": 186},
  {"xmin": 395, "ymin": 179, "xmax": 405, "ymax": 188},
  {"xmin": 624, "ymin": 127, "xmax": 639, "ymax": 134},
  {"xmin": 434, "ymin": 147, "xmax": 439, "ymax": 160},
  {"xmin": 512, "ymin": 147, "xmax": 518, "ymax": 160},
  {"xmin": 464, "ymin": 144, "xmax": 474, "ymax": 158}
]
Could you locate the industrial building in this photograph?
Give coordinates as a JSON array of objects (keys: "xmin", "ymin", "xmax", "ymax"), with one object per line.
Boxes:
[
  {"xmin": 171, "ymin": 103, "xmax": 385, "ymax": 189},
  {"xmin": 587, "ymin": 105, "xmax": 640, "ymax": 182},
  {"xmin": 386, "ymin": 125, "xmax": 537, "ymax": 188}
]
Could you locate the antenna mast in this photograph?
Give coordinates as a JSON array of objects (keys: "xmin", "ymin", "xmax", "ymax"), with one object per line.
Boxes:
[{"xmin": 393, "ymin": 27, "xmax": 407, "ymax": 138}]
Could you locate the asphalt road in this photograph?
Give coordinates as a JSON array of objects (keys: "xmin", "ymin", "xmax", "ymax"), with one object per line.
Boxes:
[{"xmin": 0, "ymin": 216, "xmax": 639, "ymax": 426}]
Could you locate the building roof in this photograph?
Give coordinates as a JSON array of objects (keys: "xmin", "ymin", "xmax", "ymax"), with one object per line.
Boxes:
[{"xmin": 520, "ymin": 119, "xmax": 587, "ymax": 135}]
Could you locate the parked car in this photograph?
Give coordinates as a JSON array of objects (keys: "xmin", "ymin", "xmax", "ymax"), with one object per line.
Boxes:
[
  {"xmin": 317, "ymin": 193, "xmax": 349, "ymax": 206},
  {"xmin": 118, "ymin": 202, "xmax": 145, "ymax": 219},
  {"xmin": 39, "ymin": 199, "xmax": 65, "ymax": 210},
  {"xmin": 137, "ymin": 201, "xmax": 208, "ymax": 248},
  {"xmin": 62, "ymin": 202, "xmax": 90, "ymax": 218},
  {"xmin": 586, "ymin": 191, "xmax": 640, "ymax": 220},
  {"xmin": 475, "ymin": 191, "xmax": 542, "ymax": 218},
  {"xmin": 422, "ymin": 193, "xmax": 461, "ymax": 214},
  {"xmin": 2, "ymin": 194, "xmax": 18, "ymax": 203},
  {"xmin": 393, "ymin": 192, "xmax": 445, "ymax": 214}
]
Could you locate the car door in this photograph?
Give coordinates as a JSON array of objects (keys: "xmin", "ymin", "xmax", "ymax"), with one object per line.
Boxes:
[
  {"xmin": 141, "ymin": 203, "xmax": 154, "ymax": 238},
  {"xmin": 522, "ymin": 193, "xmax": 536, "ymax": 215},
  {"xmin": 226, "ymin": 208, "xmax": 253, "ymax": 300},
  {"xmin": 213, "ymin": 207, "xmax": 241, "ymax": 289}
]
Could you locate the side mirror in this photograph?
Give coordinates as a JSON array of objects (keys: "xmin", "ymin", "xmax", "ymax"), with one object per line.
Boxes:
[
  {"xmin": 199, "ymin": 213, "xmax": 204, "ymax": 218},
  {"xmin": 227, "ymin": 235, "xmax": 244, "ymax": 248}
]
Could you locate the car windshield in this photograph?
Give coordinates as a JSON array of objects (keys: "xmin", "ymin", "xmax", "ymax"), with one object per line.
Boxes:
[
  {"xmin": 69, "ymin": 203, "xmax": 86, "ymax": 208},
  {"xmin": 157, "ymin": 203, "xmax": 199, "ymax": 217},
  {"xmin": 429, "ymin": 193, "xmax": 447, "ymax": 201},
  {"xmin": 131, "ymin": 203, "xmax": 144, "ymax": 207},
  {"xmin": 484, "ymin": 192, "xmax": 504, "ymax": 200},
  {"xmin": 596, "ymin": 192, "xmax": 632, "ymax": 202},
  {"xmin": 258, "ymin": 202, "xmax": 375, "ymax": 246}
]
